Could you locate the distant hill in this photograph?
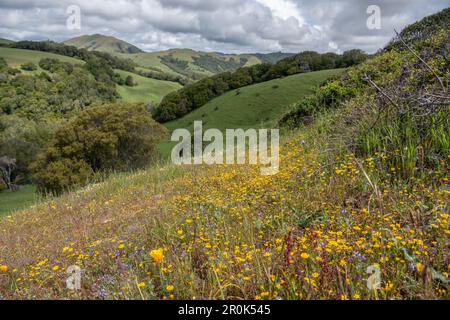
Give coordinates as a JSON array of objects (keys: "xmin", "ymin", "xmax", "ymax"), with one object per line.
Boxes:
[
  {"xmin": 63, "ymin": 34, "xmax": 143, "ymax": 54},
  {"xmin": 0, "ymin": 47, "xmax": 181, "ymax": 105},
  {"xmin": 118, "ymin": 49, "xmax": 295, "ymax": 81},
  {"xmin": 63, "ymin": 34, "xmax": 295, "ymax": 81},
  {"xmin": 0, "ymin": 38, "xmax": 14, "ymax": 46}
]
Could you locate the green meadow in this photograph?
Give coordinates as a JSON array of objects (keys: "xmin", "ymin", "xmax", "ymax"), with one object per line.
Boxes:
[{"xmin": 115, "ymin": 69, "xmax": 182, "ymax": 104}]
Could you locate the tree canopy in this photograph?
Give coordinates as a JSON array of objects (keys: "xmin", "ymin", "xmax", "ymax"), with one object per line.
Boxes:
[{"xmin": 31, "ymin": 103, "xmax": 167, "ymax": 194}]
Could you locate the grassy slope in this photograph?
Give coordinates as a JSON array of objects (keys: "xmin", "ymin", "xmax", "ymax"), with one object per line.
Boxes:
[
  {"xmin": 115, "ymin": 70, "xmax": 182, "ymax": 104},
  {"xmin": 118, "ymin": 52, "xmax": 182, "ymax": 78},
  {"xmin": 166, "ymin": 69, "xmax": 344, "ymax": 132},
  {"xmin": 118, "ymin": 49, "xmax": 266, "ymax": 80},
  {"xmin": 0, "ymin": 186, "xmax": 39, "ymax": 217},
  {"xmin": 0, "ymin": 38, "xmax": 14, "ymax": 45},
  {"xmin": 0, "ymin": 48, "xmax": 179, "ymax": 104},
  {"xmin": 158, "ymin": 69, "xmax": 344, "ymax": 157},
  {"xmin": 0, "ymin": 47, "xmax": 83, "ymax": 68}
]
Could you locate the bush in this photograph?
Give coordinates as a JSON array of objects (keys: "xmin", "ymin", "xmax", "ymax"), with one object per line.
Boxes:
[
  {"xmin": 125, "ymin": 75, "xmax": 135, "ymax": 86},
  {"xmin": 31, "ymin": 103, "xmax": 167, "ymax": 194},
  {"xmin": 0, "ymin": 57, "xmax": 7, "ymax": 69},
  {"xmin": 20, "ymin": 62, "xmax": 37, "ymax": 71}
]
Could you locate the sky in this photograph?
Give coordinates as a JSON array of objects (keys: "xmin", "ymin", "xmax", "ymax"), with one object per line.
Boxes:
[{"xmin": 0, "ymin": 0, "xmax": 448, "ymax": 54}]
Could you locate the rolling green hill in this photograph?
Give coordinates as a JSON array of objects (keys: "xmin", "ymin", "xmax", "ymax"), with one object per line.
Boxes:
[
  {"xmin": 0, "ymin": 47, "xmax": 180, "ymax": 104},
  {"xmin": 118, "ymin": 49, "xmax": 253, "ymax": 80},
  {"xmin": 118, "ymin": 49, "xmax": 295, "ymax": 81},
  {"xmin": 157, "ymin": 68, "xmax": 344, "ymax": 156},
  {"xmin": 165, "ymin": 69, "xmax": 344, "ymax": 132},
  {"xmin": 115, "ymin": 70, "xmax": 182, "ymax": 104},
  {"xmin": 63, "ymin": 34, "xmax": 143, "ymax": 54},
  {"xmin": 0, "ymin": 47, "xmax": 84, "ymax": 69},
  {"xmin": 63, "ymin": 34, "xmax": 296, "ymax": 81},
  {"xmin": 0, "ymin": 38, "xmax": 14, "ymax": 46}
]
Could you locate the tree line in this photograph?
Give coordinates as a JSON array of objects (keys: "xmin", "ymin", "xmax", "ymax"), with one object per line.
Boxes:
[{"xmin": 11, "ymin": 40, "xmax": 136, "ymax": 72}]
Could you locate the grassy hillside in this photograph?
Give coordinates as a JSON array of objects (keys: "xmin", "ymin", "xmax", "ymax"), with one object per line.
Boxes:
[
  {"xmin": 166, "ymin": 69, "xmax": 344, "ymax": 132},
  {"xmin": 153, "ymin": 50, "xmax": 367, "ymax": 123},
  {"xmin": 0, "ymin": 186, "xmax": 38, "ymax": 218},
  {"xmin": 0, "ymin": 47, "xmax": 180, "ymax": 105},
  {"xmin": 157, "ymin": 69, "xmax": 343, "ymax": 158},
  {"xmin": 119, "ymin": 49, "xmax": 294, "ymax": 81},
  {"xmin": 120, "ymin": 52, "xmax": 186, "ymax": 78},
  {"xmin": 0, "ymin": 47, "xmax": 83, "ymax": 69},
  {"xmin": 115, "ymin": 70, "xmax": 182, "ymax": 104},
  {"xmin": 64, "ymin": 34, "xmax": 294, "ymax": 81},
  {"xmin": 64, "ymin": 34, "xmax": 143, "ymax": 54},
  {"xmin": 0, "ymin": 38, "xmax": 14, "ymax": 46}
]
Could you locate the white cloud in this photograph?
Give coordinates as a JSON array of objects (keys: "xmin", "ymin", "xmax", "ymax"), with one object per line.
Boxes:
[
  {"xmin": 0, "ymin": 0, "xmax": 448, "ymax": 53},
  {"xmin": 256, "ymin": 0, "xmax": 304, "ymax": 23}
]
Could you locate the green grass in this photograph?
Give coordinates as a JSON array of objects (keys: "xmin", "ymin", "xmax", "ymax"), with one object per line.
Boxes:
[
  {"xmin": 115, "ymin": 70, "xmax": 182, "ymax": 104},
  {"xmin": 0, "ymin": 185, "xmax": 39, "ymax": 218},
  {"xmin": 0, "ymin": 48, "xmax": 84, "ymax": 69},
  {"xmin": 118, "ymin": 52, "xmax": 184, "ymax": 78},
  {"xmin": 166, "ymin": 69, "xmax": 345, "ymax": 133},
  {"xmin": 156, "ymin": 69, "xmax": 344, "ymax": 158}
]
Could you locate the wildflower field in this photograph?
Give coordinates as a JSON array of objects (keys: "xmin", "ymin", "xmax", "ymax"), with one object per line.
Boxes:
[{"xmin": 0, "ymin": 114, "xmax": 448, "ymax": 299}]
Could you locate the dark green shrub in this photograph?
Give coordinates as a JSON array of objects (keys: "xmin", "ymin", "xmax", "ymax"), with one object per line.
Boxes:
[
  {"xmin": 20, "ymin": 62, "xmax": 37, "ymax": 71},
  {"xmin": 31, "ymin": 103, "xmax": 167, "ymax": 194}
]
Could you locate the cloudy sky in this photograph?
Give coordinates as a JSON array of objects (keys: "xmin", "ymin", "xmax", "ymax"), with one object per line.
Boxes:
[{"xmin": 0, "ymin": 0, "xmax": 448, "ymax": 53}]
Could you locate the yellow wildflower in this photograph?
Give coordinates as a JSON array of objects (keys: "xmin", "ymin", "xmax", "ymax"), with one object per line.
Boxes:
[
  {"xmin": 150, "ymin": 248, "xmax": 164, "ymax": 263},
  {"xmin": 166, "ymin": 285, "xmax": 174, "ymax": 292},
  {"xmin": 416, "ymin": 262, "xmax": 424, "ymax": 273}
]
